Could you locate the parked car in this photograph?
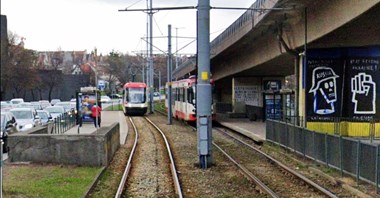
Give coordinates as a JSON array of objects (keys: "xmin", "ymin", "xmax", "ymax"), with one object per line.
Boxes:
[
  {"xmin": 30, "ymin": 101, "xmax": 43, "ymax": 110},
  {"xmin": 1, "ymin": 102, "xmax": 13, "ymax": 112},
  {"xmin": 36, "ymin": 110, "xmax": 53, "ymax": 125},
  {"xmin": 54, "ymin": 101, "xmax": 73, "ymax": 113},
  {"xmin": 39, "ymin": 100, "xmax": 51, "ymax": 109},
  {"xmin": 153, "ymin": 92, "xmax": 160, "ymax": 97},
  {"xmin": 10, "ymin": 107, "xmax": 40, "ymax": 132},
  {"xmin": 17, "ymin": 102, "xmax": 36, "ymax": 110},
  {"xmin": 1, "ymin": 111, "xmax": 17, "ymax": 152},
  {"xmin": 44, "ymin": 106, "xmax": 65, "ymax": 120},
  {"xmin": 10, "ymin": 98, "xmax": 24, "ymax": 106},
  {"xmin": 50, "ymin": 99, "xmax": 61, "ymax": 106},
  {"xmin": 100, "ymin": 96, "xmax": 111, "ymax": 103}
]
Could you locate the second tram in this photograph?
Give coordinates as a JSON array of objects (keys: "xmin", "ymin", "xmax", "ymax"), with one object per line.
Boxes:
[
  {"xmin": 165, "ymin": 76, "xmax": 215, "ymax": 122},
  {"xmin": 122, "ymin": 82, "xmax": 148, "ymax": 116}
]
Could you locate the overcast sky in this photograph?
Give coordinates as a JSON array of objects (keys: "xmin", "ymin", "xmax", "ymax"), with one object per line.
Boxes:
[{"xmin": 1, "ymin": 0, "xmax": 255, "ymax": 55}]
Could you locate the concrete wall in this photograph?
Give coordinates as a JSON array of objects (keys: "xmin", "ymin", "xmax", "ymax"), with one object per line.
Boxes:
[
  {"xmin": 3, "ymin": 72, "xmax": 90, "ymax": 101},
  {"xmin": 8, "ymin": 123, "xmax": 120, "ymax": 166}
]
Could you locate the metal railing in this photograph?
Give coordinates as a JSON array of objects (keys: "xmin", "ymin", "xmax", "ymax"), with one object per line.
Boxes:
[
  {"xmin": 102, "ymin": 100, "xmax": 122, "ymax": 111},
  {"xmin": 47, "ymin": 112, "xmax": 77, "ymax": 134},
  {"xmin": 266, "ymin": 119, "xmax": 380, "ymax": 191},
  {"xmin": 272, "ymin": 116, "xmax": 380, "ymax": 141}
]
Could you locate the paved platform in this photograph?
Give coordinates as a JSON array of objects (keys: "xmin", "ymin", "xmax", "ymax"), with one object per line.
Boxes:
[
  {"xmin": 215, "ymin": 113, "xmax": 266, "ymax": 143},
  {"xmin": 65, "ymin": 111, "xmax": 128, "ymax": 144}
]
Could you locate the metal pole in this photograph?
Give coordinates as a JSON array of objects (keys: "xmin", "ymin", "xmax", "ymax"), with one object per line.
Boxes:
[
  {"xmin": 197, "ymin": 0, "xmax": 212, "ymax": 169},
  {"xmin": 159, "ymin": 70, "xmax": 161, "ymax": 93},
  {"xmin": 149, "ymin": 0, "xmax": 154, "ymax": 113},
  {"xmin": 168, "ymin": 24, "xmax": 173, "ymax": 125},
  {"xmin": 303, "ymin": 7, "xmax": 307, "ymax": 127},
  {"xmin": 176, "ymin": 27, "xmax": 179, "ymax": 69},
  {"xmin": 1, "ymin": 139, "xmax": 3, "ymax": 198},
  {"xmin": 95, "ymin": 69, "xmax": 99, "ymax": 132},
  {"xmin": 146, "ymin": 0, "xmax": 149, "ymax": 85}
]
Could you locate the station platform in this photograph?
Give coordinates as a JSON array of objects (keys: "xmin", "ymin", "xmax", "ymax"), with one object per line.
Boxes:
[
  {"xmin": 215, "ymin": 113, "xmax": 266, "ymax": 143},
  {"xmin": 63, "ymin": 111, "xmax": 266, "ymax": 144},
  {"xmin": 64, "ymin": 111, "xmax": 129, "ymax": 144}
]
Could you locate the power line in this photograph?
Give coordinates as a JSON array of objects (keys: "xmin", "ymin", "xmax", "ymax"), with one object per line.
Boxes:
[
  {"xmin": 153, "ymin": 16, "xmax": 164, "ymax": 36},
  {"xmin": 125, "ymin": 0, "xmax": 144, "ymax": 9}
]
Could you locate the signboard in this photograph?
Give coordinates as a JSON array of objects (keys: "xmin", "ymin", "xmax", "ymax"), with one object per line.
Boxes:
[
  {"xmin": 345, "ymin": 48, "xmax": 380, "ymax": 121},
  {"xmin": 98, "ymin": 80, "xmax": 105, "ymax": 90},
  {"xmin": 77, "ymin": 87, "xmax": 100, "ymax": 123},
  {"xmin": 306, "ymin": 46, "xmax": 380, "ymax": 121},
  {"xmin": 263, "ymin": 80, "xmax": 281, "ymax": 91},
  {"xmin": 234, "ymin": 85, "xmax": 261, "ymax": 106},
  {"xmin": 306, "ymin": 49, "xmax": 343, "ymax": 121},
  {"xmin": 80, "ymin": 94, "xmax": 98, "ymax": 122}
]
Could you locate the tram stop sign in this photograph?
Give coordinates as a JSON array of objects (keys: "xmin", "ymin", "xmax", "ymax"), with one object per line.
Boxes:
[{"xmin": 98, "ymin": 80, "xmax": 105, "ymax": 90}]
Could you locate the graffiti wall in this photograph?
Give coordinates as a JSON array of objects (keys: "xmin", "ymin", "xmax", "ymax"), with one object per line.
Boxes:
[{"xmin": 306, "ymin": 46, "xmax": 380, "ymax": 122}]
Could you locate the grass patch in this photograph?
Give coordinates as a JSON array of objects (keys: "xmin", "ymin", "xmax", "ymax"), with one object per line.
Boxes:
[
  {"xmin": 3, "ymin": 165, "xmax": 101, "ymax": 197},
  {"xmin": 154, "ymin": 102, "xmax": 166, "ymax": 113}
]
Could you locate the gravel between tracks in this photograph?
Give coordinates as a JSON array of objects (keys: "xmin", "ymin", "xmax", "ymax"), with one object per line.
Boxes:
[
  {"xmin": 126, "ymin": 117, "xmax": 174, "ymax": 197},
  {"xmin": 147, "ymin": 113, "xmax": 266, "ymax": 197}
]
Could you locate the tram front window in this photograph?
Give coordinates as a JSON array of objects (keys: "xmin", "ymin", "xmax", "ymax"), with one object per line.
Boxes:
[{"xmin": 128, "ymin": 88, "xmax": 146, "ymax": 103}]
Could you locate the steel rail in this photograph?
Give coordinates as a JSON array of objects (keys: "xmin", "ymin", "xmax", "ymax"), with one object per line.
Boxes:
[
  {"xmin": 144, "ymin": 116, "xmax": 183, "ymax": 198},
  {"xmin": 187, "ymin": 125, "xmax": 277, "ymax": 197},
  {"xmin": 115, "ymin": 116, "xmax": 139, "ymax": 198},
  {"xmin": 214, "ymin": 127, "xmax": 338, "ymax": 198},
  {"xmin": 213, "ymin": 143, "xmax": 279, "ymax": 197}
]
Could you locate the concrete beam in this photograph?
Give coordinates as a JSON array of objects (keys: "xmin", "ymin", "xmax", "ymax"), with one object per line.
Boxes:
[{"xmin": 211, "ymin": 0, "xmax": 380, "ymax": 80}]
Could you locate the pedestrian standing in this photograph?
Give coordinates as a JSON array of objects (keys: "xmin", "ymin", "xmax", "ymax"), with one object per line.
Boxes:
[{"xmin": 91, "ymin": 105, "xmax": 102, "ymax": 128}]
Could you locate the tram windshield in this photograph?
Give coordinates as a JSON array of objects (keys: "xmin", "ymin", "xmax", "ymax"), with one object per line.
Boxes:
[{"xmin": 128, "ymin": 88, "xmax": 146, "ymax": 103}]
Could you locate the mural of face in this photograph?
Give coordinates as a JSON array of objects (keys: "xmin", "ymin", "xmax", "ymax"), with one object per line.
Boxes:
[
  {"xmin": 318, "ymin": 78, "xmax": 337, "ymax": 103},
  {"xmin": 309, "ymin": 66, "xmax": 340, "ymax": 115}
]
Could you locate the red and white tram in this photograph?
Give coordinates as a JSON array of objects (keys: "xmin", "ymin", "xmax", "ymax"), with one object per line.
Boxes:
[
  {"xmin": 122, "ymin": 82, "xmax": 148, "ymax": 116},
  {"xmin": 165, "ymin": 76, "xmax": 215, "ymax": 122}
]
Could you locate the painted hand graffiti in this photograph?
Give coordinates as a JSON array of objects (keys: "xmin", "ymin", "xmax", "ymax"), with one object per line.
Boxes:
[{"xmin": 351, "ymin": 73, "xmax": 376, "ymax": 114}]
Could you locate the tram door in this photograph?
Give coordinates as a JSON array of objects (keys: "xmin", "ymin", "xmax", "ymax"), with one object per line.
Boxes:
[{"xmin": 264, "ymin": 93, "xmax": 282, "ymax": 120}]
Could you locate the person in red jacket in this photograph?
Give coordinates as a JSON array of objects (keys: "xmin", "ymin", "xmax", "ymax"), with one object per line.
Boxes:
[{"xmin": 91, "ymin": 105, "xmax": 102, "ymax": 128}]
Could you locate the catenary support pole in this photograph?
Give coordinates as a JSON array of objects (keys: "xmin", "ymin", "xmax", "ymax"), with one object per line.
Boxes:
[
  {"xmin": 145, "ymin": 0, "xmax": 148, "ymax": 85},
  {"xmin": 168, "ymin": 24, "xmax": 173, "ymax": 125},
  {"xmin": 149, "ymin": 0, "xmax": 154, "ymax": 113},
  {"xmin": 197, "ymin": 0, "xmax": 212, "ymax": 169}
]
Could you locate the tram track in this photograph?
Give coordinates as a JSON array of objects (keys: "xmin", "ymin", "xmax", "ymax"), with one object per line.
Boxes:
[
  {"xmin": 213, "ymin": 126, "xmax": 340, "ymax": 197},
  {"xmin": 137, "ymin": 109, "xmax": 366, "ymax": 197},
  {"xmin": 115, "ymin": 116, "xmax": 183, "ymax": 198}
]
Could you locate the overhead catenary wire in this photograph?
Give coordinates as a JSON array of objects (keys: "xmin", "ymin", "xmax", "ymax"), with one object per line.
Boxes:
[
  {"xmin": 153, "ymin": 16, "xmax": 164, "ymax": 36},
  {"xmin": 125, "ymin": 0, "xmax": 144, "ymax": 9}
]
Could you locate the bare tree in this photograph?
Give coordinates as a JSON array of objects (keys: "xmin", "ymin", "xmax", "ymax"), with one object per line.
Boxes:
[
  {"xmin": 2, "ymin": 32, "xmax": 39, "ymax": 98},
  {"xmin": 45, "ymin": 49, "xmax": 64, "ymax": 101}
]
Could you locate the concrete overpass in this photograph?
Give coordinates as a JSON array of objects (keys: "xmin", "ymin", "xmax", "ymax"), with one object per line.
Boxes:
[
  {"xmin": 210, "ymin": 0, "xmax": 379, "ymax": 79},
  {"xmin": 202, "ymin": 0, "xmax": 380, "ymax": 125}
]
